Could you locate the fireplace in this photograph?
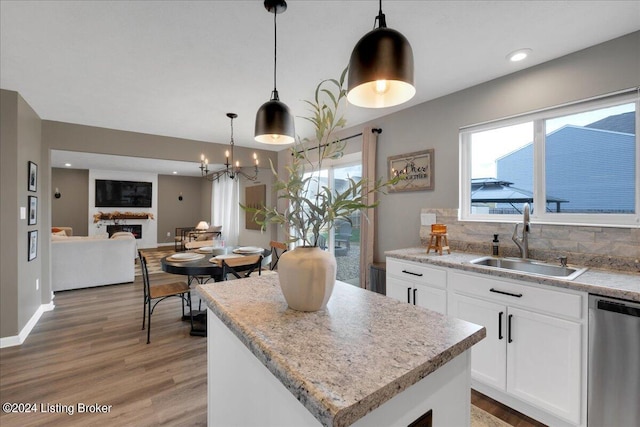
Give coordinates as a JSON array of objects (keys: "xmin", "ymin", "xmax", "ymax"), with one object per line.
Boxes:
[{"xmin": 107, "ymin": 224, "xmax": 142, "ymax": 239}]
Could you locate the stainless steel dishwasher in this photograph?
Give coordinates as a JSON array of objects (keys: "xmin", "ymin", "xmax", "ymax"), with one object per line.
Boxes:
[{"xmin": 588, "ymin": 295, "xmax": 640, "ymax": 427}]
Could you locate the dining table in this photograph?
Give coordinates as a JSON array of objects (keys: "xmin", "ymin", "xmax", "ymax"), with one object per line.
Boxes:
[{"xmin": 161, "ymin": 246, "xmax": 272, "ymax": 336}]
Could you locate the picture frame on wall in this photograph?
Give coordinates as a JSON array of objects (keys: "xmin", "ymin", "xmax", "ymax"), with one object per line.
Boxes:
[
  {"xmin": 387, "ymin": 149, "xmax": 435, "ymax": 193},
  {"xmin": 244, "ymin": 184, "xmax": 266, "ymax": 230},
  {"xmin": 28, "ymin": 230, "xmax": 38, "ymax": 261},
  {"xmin": 28, "ymin": 196, "xmax": 37, "ymax": 225},
  {"xmin": 28, "ymin": 161, "xmax": 38, "ymax": 192}
]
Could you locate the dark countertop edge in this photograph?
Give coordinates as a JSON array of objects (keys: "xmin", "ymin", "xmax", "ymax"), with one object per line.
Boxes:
[
  {"xmin": 385, "ymin": 249, "xmax": 640, "ymax": 303},
  {"xmin": 198, "ymin": 282, "xmax": 486, "ymax": 427}
]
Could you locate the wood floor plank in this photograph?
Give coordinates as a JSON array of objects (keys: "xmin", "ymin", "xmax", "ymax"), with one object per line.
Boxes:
[
  {"xmin": 0, "ymin": 274, "xmax": 207, "ymax": 427},
  {"xmin": 471, "ymin": 389, "xmax": 547, "ymax": 427}
]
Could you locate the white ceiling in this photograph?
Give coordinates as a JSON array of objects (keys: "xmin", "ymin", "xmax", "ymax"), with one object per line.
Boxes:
[
  {"xmin": 2, "ymin": 1, "xmax": 640, "ymax": 173},
  {"xmin": 50, "ymin": 150, "xmax": 203, "ymax": 177}
]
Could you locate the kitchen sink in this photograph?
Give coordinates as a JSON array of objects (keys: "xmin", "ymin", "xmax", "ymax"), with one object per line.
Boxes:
[{"xmin": 469, "ymin": 256, "xmax": 588, "ymax": 280}]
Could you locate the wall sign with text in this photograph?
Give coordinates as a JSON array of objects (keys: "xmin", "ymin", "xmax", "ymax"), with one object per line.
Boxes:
[{"xmin": 388, "ymin": 149, "xmax": 435, "ymax": 192}]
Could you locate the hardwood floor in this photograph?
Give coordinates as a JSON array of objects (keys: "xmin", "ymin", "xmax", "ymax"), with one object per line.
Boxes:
[
  {"xmin": 1, "ymin": 271, "xmax": 545, "ymax": 427},
  {"xmin": 472, "ymin": 390, "xmax": 547, "ymax": 427},
  {"xmin": 0, "ymin": 273, "xmax": 206, "ymax": 427}
]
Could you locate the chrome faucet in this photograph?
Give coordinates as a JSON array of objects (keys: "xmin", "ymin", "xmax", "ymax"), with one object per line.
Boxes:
[{"xmin": 512, "ymin": 203, "xmax": 530, "ymax": 259}]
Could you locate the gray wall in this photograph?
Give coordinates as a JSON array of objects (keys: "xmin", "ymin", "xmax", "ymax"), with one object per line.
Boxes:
[
  {"xmin": 200, "ymin": 179, "xmax": 212, "ymax": 229},
  {"xmin": 1, "ymin": 89, "xmax": 47, "ymax": 339},
  {"xmin": 43, "ymin": 121, "xmax": 278, "ymax": 170},
  {"xmin": 51, "ymin": 168, "xmax": 89, "ymax": 235},
  {"xmin": 157, "ymin": 174, "xmax": 210, "ymax": 245}
]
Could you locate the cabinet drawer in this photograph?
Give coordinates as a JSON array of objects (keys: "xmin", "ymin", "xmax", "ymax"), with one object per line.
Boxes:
[
  {"xmin": 387, "ymin": 258, "xmax": 447, "ymax": 289},
  {"xmin": 449, "ymin": 271, "xmax": 583, "ymax": 320},
  {"xmin": 387, "ymin": 276, "xmax": 447, "ymax": 314}
]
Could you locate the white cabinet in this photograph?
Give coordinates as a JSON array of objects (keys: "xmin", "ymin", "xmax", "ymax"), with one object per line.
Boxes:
[
  {"xmin": 386, "ymin": 259, "xmax": 447, "ymax": 314},
  {"xmin": 507, "ymin": 306, "xmax": 581, "ymax": 424},
  {"xmin": 449, "ymin": 294, "xmax": 507, "ymax": 390},
  {"xmin": 448, "ymin": 270, "xmax": 585, "ymax": 426}
]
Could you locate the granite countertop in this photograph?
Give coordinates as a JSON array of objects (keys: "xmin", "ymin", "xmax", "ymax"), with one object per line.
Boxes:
[
  {"xmin": 197, "ymin": 272, "xmax": 485, "ymax": 427},
  {"xmin": 385, "ymin": 248, "xmax": 640, "ymax": 302}
]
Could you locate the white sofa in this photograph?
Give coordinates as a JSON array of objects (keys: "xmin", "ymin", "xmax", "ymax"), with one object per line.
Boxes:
[{"xmin": 52, "ymin": 235, "xmax": 137, "ymax": 291}]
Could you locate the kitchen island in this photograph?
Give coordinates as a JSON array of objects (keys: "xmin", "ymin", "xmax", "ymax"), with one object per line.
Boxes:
[{"xmin": 197, "ymin": 272, "xmax": 485, "ymax": 427}]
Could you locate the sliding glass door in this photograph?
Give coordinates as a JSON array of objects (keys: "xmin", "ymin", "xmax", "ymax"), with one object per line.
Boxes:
[
  {"xmin": 332, "ymin": 162, "xmax": 362, "ymax": 286},
  {"xmin": 303, "ymin": 156, "xmax": 362, "ymax": 286}
]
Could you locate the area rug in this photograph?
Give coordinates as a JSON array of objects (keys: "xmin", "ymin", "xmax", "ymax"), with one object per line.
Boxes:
[
  {"xmin": 471, "ymin": 405, "xmax": 512, "ymax": 427},
  {"xmin": 135, "ymin": 248, "xmax": 175, "ymax": 276}
]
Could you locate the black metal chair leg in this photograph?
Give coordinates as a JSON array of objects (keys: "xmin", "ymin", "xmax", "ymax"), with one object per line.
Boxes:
[
  {"xmin": 146, "ymin": 298, "xmax": 152, "ymax": 344},
  {"xmin": 188, "ymin": 292, "xmax": 194, "ymax": 331},
  {"xmin": 142, "ymin": 298, "xmax": 147, "ymax": 330}
]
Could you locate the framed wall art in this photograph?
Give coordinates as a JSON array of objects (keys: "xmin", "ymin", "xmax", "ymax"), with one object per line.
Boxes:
[
  {"xmin": 244, "ymin": 184, "xmax": 266, "ymax": 230},
  {"xmin": 28, "ymin": 161, "xmax": 38, "ymax": 192},
  {"xmin": 28, "ymin": 230, "xmax": 38, "ymax": 261},
  {"xmin": 28, "ymin": 196, "xmax": 38, "ymax": 225},
  {"xmin": 388, "ymin": 149, "xmax": 435, "ymax": 192}
]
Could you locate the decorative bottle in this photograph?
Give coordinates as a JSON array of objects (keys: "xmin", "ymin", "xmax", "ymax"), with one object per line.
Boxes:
[{"xmin": 492, "ymin": 234, "xmax": 500, "ymax": 256}]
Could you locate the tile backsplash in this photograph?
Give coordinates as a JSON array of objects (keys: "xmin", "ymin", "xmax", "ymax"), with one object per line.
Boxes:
[{"xmin": 420, "ymin": 208, "xmax": 640, "ymax": 273}]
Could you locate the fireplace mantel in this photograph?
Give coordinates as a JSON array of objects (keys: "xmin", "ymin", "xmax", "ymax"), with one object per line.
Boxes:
[{"xmin": 93, "ymin": 211, "xmax": 154, "ymax": 223}]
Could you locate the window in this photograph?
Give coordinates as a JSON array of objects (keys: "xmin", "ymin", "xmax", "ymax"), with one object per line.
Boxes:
[{"xmin": 460, "ymin": 91, "xmax": 639, "ymax": 226}]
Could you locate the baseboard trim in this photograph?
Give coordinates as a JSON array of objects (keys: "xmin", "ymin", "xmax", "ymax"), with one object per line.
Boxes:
[{"xmin": 0, "ymin": 301, "xmax": 55, "ymax": 348}]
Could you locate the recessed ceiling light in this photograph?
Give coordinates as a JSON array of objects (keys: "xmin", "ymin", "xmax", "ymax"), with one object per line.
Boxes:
[
  {"xmin": 172, "ymin": 171, "xmax": 178, "ymax": 174},
  {"xmin": 507, "ymin": 48, "xmax": 532, "ymax": 62},
  {"xmin": 64, "ymin": 163, "xmax": 72, "ymax": 167}
]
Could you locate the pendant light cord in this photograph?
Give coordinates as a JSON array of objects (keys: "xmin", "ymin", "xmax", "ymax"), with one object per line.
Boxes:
[
  {"xmin": 229, "ymin": 115, "xmax": 235, "ymax": 170},
  {"xmin": 374, "ymin": 0, "xmax": 386, "ymax": 29},
  {"xmin": 271, "ymin": 9, "xmax": 279, "ymax": 101}
]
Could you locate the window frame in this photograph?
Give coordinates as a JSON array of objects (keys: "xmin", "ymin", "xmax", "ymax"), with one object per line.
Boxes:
[{"xmin": 459, "ymin": 90, "xmax": 640, "ymax": 227}]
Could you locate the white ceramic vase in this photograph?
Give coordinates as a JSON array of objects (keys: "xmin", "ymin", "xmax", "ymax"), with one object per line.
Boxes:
[{"xmin": 277, "ymin": 246, "xmax": 337, "ymax": 312}]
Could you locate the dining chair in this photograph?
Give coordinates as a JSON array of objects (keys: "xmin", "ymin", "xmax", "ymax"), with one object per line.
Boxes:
[
  {"xmin": 269, "ymin": 241, "xmax": 288, "ymax": 270},
  {"xmin": 139, "ymin": 251, "xmax": 193, "ymax": 344},
  {"xmin": 221, "ymin": 255, "xmax": 263, "ymax": 280}
]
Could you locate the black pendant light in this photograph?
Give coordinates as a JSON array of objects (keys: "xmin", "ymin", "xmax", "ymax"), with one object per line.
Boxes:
[
  {"xmin": 255, "ymin": 0, "xmax": 295, "ymax": 145},
  {"xmin": 347, "ymin": 0, "xmax": 415, "ymax": 108}
]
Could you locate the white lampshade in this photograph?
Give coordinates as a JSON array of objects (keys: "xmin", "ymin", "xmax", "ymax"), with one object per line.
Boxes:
[{"xmin": 196, "ymin": 221, "xmax": 209, "ymax": 231}]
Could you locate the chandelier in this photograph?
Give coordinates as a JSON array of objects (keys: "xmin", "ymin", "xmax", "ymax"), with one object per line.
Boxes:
[{"xmin": 200, "ymin": 113, "xmax": 259, "ymax": 182}]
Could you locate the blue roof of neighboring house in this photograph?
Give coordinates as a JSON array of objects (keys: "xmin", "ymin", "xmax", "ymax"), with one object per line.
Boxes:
[{"xmin": 585, "ymin": 111, "xmax": 635, "ymax": 134}]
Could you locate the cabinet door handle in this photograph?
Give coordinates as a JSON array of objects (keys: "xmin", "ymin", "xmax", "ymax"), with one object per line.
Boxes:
[
  {"xmin": 413, "ymin": 288, "xmax": 417, "ymax": 305},
  {"xmin": 498, "ymin": 311, "xmax": 504, "ymax": 340},
  {"xmin": 402, "ymin": 270, "xmax": 423, "ymax": 277},
  {"xmin": 407, "ymin": 287, "xmax": 412, "ymax": 304},
  {"xmin": 490, "ymin": 288, "xmax": 523, "ymax": 298},
  {"xmin": 508, "ymin": 314, "xmax": 513, "ymax": 343}
]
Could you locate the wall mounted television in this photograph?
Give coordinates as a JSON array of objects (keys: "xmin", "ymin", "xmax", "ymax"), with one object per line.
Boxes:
[{"xmin": 95, "ymin": 179, "xmax": 152, "ymax": 208}]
